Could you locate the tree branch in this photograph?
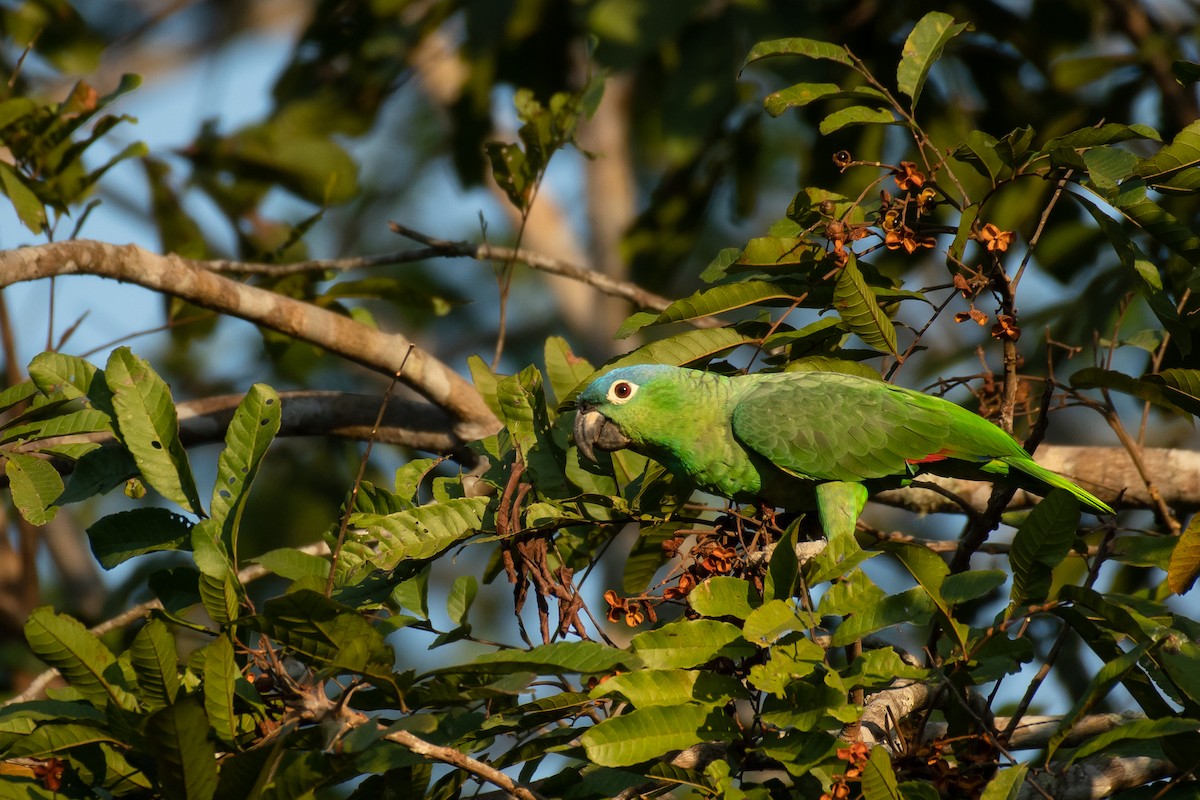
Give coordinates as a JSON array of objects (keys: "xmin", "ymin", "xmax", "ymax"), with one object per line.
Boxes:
[{"xmin": 0, "ymin": 241, "xmax": 500, "ymax": 440}]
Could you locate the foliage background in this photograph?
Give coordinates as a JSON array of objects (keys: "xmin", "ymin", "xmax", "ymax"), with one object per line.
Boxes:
[{"xmin": 0, "ymin": 1, "xmax": 1199, "ymax": 798}]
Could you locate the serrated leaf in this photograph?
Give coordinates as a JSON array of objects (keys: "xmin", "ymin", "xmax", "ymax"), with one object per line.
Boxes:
[
  {"xmin": 24, "ymin": 607, "xmax": 137, "ymax": 711},
  {"xmin": 1009, "ymin": 490, "xmax": 1080, "ymax": 608},
  {"xmin": 1169, "ymin": 512, "xmax": 1200, "ymax": 594},
  {"xmin": 833, "ymin": 256, "xmax": 899, "ymax": 356},
  {"xmin": 209, "ymin": 383, "xmax": 280, "ymax": 559},
  {"xmin": 105, "ymin": 347, "xmax": 202, "ymax": 514},
  {"xmin": 147, "ymin": 697, "xmax": 217, "ymax": 800},
  {"xmin": 688, "ymin": 576, "xmax": 759, "ymax": 620},
  {"xmin": 5, "ymin": 453, "xmax": 63, "ymax": 525},
  {"xmin": 631, "ymin": 618, "xmax": 754, "ymax": 669},
  {"xmin": 581, "ymin": 705, "xmax": 736, "ymax": 767},
  {"xmin": 203, "ymin": 634, "xmax": 240, "ymax": 746},
  {"xmin": 86, "ymin": 508, "xmax": 194, "ymax": 569},
  {"xmin": 349, "ymin": 496, "xmax": 489, "ymax": 568},
  {"xmin": 130, "ymin": 618, "xmax": 179, "ymax": 709},
  {"xmin": 742, "ymin": 38, "xmax": 851, "ymax": 70},
  {"xmin": 590, "ymin": 669, "xmax": 748, "ymax": 709}
]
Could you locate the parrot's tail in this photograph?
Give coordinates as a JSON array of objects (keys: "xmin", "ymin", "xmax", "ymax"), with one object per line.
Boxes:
[{"xmin": 994, "ymin": 456, "xmax": 1114, "ymax": 515}]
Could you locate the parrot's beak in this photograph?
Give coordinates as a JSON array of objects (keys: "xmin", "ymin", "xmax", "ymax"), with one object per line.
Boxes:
[{"xmin": 573, "ymin": 407, "xmax": 630, "ymax": 462}]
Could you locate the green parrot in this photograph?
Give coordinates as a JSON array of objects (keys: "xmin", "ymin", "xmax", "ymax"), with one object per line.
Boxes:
[{"xmin": 572, "ymin": 365, "xmax": 1112, "ymax": 537}]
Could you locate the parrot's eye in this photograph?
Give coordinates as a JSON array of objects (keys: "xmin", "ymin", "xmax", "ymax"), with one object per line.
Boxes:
[{"xmin": 608, "ymin": 380, "xmax": 637, "ymax": 403}]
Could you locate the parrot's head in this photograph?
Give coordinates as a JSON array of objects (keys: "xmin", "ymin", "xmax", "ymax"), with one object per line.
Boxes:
[{"xmin": 573, "ymin": 364, "xmax": 684, "ymax": 462}]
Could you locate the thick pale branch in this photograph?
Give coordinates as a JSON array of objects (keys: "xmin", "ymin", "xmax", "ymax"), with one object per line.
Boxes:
[
  {"xmin": 877, "ymin": 445, "xmax": 1200, "ymax": 513},
  {"xmin": 1020, "ymin": 755, "xmax": 1181, "ymax": 800},
  {"xmin": 0, "ymin": 240, "xmax": 500, "ymax": 440}
]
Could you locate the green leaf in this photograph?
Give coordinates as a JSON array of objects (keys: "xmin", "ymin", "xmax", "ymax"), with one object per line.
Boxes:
[
  {"xmin": 819, "ymin": 106, "xmax": 896, "ymax": 135},
  {"xmin": 979, "ymin": 764, "xmax": 1027, "ymax": 800},
  {"xmin": 747, "ymin": 635, "xmax": 826, "ymax": 695},
  {"xmin": 1070, "ymin": 367, "xmax": 1181, "ymax": 413},
  {"xmin": 952, "ymin": 131, "xmax": 1006, "ymax": 184},
  {"xmin": 24, "ymin": 606, "xmax": 137, "ymax": 711},
  {"xmin": 1042, "ymin": 123, "xmax": 1160, "ymax": 151},
  {"xmin": 130, "ymin": 618, "xmax": 179, "ymax": 708},
  {"xmin": 833, "ymin": 255, "xmax": 899, "ymax": 356},
  {"xmin": 466, "ymin": 641, "xmax": 632, "ymax": 675},
  {"xmin": 1073, "ymin": 191, "xmax": 1191, "ymax": 353},
  {"xmin": 0, "ymin": 163, "xmax": 46, "ymax": 232},
  {"xmin": 252, "ymin": 548, "xmax": 330, "ymax": 581},
  {"xmin": 742, "ymin": 37, "xmax": 851, "ymax": 70},
  {"xmin": 203, "ymin": 634, "xmax": 240, "ymax": 746},
  {"xmin": 446, "ymin": 575, "xmax": 478, "ymax": 627},
  {"xmin": 1145, "ymin": 369, "xmax": 1200, "ymax": 418},
  {"xmin": 1071, "ymin": 716, "xmax": 1200, "ymax": 762},
  {"xmin": 940, "ymin": 570, "xmax": 1007, "ymax": 604},
  {"xmin": 1009, "ymin": 490, "xmax": 1080, "ymax": 608},
  {"xmin": 6, "ymin": 722, "xmax": 120, "ymax": 759},
  {"xmin": 861, "ymin": 744, "xmax": 901, "ymax": 800},
  {"xmin": 86, "ymin": 508, "xmax": 194, "ymax": 569},
  {"xmin": 631, "ymin": 618, "xmax": 754, "ymax": 669},
  {"xmin": 1168, "ymin": 512, "xmax": 1200, "ymax": 595},
  {"xmin": 1134, "ymin": 120, "xmax": 1200, "ymax": 185},
  {"xmin": 830, "ymin": 587, "xmax": 933, "ymax": 646},
  {"xmin": 734, "ymin": 236, "xmax": 820, "ymax": 268},
  {"xmin": 105, "ymin": 347, "xmax": 203, "ymax": 515},
  {"xmin": 146, "ymin": 697, "xmax": 218, "ymax": 800},
  {"xmin": 577, "ymin": 328, "xmax": 762, "ymax": 393},
  {"xmin": 209, "ymin": 383, "xmax": 281, "ymax": 560},
  {"xmin": 581, "ymin": 705, "xmax": 736, "ymax": 767},
  {"xmin": 1045, "ymin": 642, "xmax": 1151, "ymax": 760},
  {"xmin": 644, "ymin": 281, "xmax": 798, "ymax": 330},
  {"xmin": 743, "ymin": 600, "xmax": 812, "ymax": 646},
  {"xmin": 55, "ymin": 446, "xmax": 138, "ymax": 506},
  {"xmin": 764, "ymin": 523, "xmax": 800, "ymax": 602},
  {"xmin": 543, "ymin": 336, "xmax": 594, "ymax": 407},
  {"xmin": 590, "ymin": 669, "xmax": 749, "ymax": 709},
  {"xmin": 249, "ymin": 590, "xmax": 393, "ymax": 680},
  {"xmin": 688, "ymin": 576, "xmax": 760, "ymax": 620},
  {"xmin": 764, "ymin": 83, "xmax": 888, "ymax": 117},
  {"xmin": 5, "ymin": 453, "xmax": 63, "ymax": 525},
  {"xmin": 349, "ymin": 496, "xmax": 489, "ymax": 568},
  {"xmin": 896, "ymin": 12, "xmax": 970, "ymax": 108}
]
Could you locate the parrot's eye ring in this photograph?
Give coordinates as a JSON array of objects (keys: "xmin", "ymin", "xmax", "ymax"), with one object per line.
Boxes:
[{"xmin": 608, "ymin": 380, "xmax": 637, "ymax": 403}]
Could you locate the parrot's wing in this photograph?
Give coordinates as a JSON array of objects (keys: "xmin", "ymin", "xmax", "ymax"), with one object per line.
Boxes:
[{"xmin": 730, "ymin": 373, "xmax": 968, "ymax": 482}]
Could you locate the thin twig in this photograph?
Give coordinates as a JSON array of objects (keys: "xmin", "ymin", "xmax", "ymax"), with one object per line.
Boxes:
[{"xmin": 326, "ymin": 346, "xmax": 415, "ymax": 596}]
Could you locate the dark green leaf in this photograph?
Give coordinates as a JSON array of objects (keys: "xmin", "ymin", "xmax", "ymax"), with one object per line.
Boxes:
[
  {"xmin": 742, "ymin": 38, "xmax": 851, "ymax": 70},
  {"xmin": 24, "ymin": 606, "xmax": 137, "ymax": 711},
  {"xmin": 1009, "ymin": 490, "xmax": 1080, "ymax": 608},
  {"xmin": 832, "ymin": 255, "xmax": 899, "ymax": 356},
  {"xmin": 1145, "ymin": 369, "xmax": 1200, "ymax": 418},
  {"xmin": 203, "ymin": 634, "xmax": 240, "ymax": 746},
  {"xmin": 86, "ymin": 508, "xmax": 194, "ymax": 569},
  {"xmin": 130, "ymin": 618, "xmax": 179, "ymax": 708},
  {"xmin": 105, "ymin": 347, "xmax": 203, "ymax": 514},
  {"xmin": 896, "ymin": 12, "xmax": 970, "ymax": 108},
  {"xmin": 819, "ymin": 106, "xmax": 896, "ymax": 135},
  {"xmin": 147, "ymin": 697, "xmax": 218, "ymax": 800},
  {"xmin": 5, "ymin": 453, "xmax": 63, "ymax": 525}
]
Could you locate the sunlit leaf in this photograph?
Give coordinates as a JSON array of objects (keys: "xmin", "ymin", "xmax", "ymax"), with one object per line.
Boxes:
[{"xmin": 896, "ymin": 12, "xmax": 969, "ymax": 108}]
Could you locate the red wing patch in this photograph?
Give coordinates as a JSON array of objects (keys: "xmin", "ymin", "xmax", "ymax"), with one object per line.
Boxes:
[{"xmin": 906, "ymin": 449, "xmax": 952, "ymax": 465}]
